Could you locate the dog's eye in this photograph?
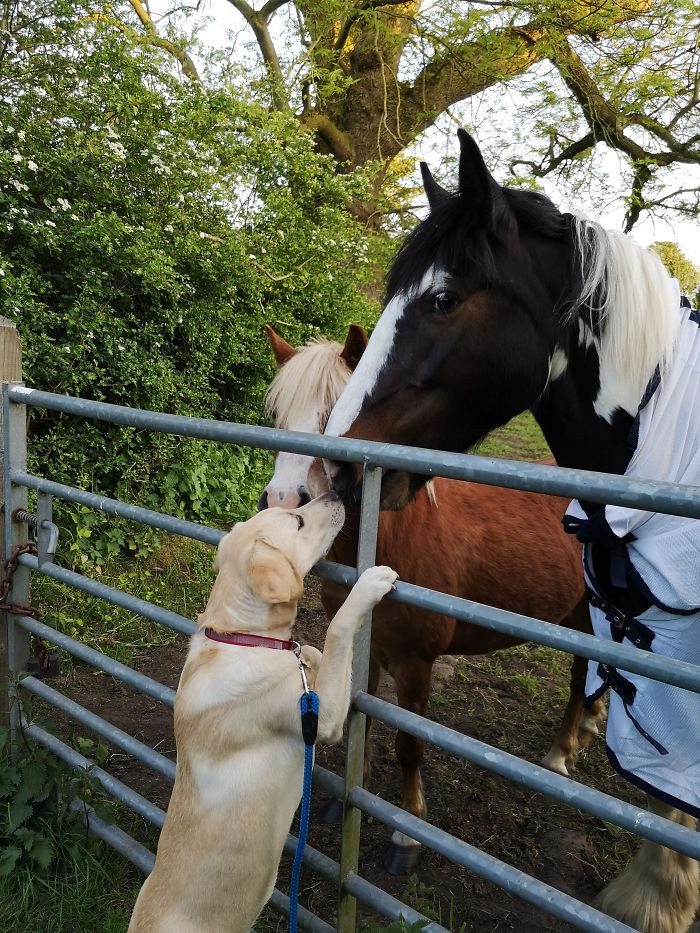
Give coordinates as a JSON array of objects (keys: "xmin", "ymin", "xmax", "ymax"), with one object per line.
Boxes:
[{"xmin": 296, "ymin": 515, "xmax": 304, "ymax": 530}]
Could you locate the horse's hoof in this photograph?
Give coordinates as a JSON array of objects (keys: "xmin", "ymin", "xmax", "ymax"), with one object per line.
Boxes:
[
  {"xmin": 320, "ymin": 798, "xmax": 343, "ymax": 825},
  {"xmin": 541, "ymin": 748, "xmax": 569, "ymax": 777},
  {"xmin": 384, "ymin": 836, "xmax": 422, "ymax": 875}
]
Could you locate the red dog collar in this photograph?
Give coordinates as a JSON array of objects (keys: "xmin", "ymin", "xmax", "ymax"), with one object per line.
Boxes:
[{"xmin": 204, "ymin": 628, "xmax": 297, "ymax": 651}]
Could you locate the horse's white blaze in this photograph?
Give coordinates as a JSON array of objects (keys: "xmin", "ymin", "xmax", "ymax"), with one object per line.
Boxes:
[
  {"xmin": 265, "ymin": 410, "xmax": 321, "ymax": 504},
  {"xmin": 326, "ymin": 267, "xmax": 442, "ymax": 437}
]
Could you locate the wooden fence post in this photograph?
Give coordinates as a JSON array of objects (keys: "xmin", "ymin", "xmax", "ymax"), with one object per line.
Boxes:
[{"xmin": 0, "ymin": 317, "xmax": 28, "ymax": 740}]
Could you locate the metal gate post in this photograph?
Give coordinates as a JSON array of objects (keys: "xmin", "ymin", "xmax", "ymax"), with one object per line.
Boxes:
[
  {"xmin": 0, "ymin": 321, "xmax": 29, "ymax": 741},
  {"xmin": 338, "ymin": 463, "xmax": 382, "ymax": 932}
]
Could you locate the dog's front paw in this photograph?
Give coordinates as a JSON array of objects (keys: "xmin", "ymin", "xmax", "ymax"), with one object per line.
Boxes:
[{"xmin": 350, "ymin": 565, "xmax": 398, "ymax": 613}]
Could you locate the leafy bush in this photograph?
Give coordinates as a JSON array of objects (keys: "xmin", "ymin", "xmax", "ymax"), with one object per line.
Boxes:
[
  {"xmin": 0, "ymin": 723, "xmax": 111, "ymax": 877},
  {"xmin": 0, "ymin": 0, "xmax": 380, "ymax": 544}
]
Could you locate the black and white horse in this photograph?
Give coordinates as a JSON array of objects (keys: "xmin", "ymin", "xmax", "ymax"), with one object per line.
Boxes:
[{"xmin": 325, "ymin": 130, "xmax": 700, "ymax": 933}]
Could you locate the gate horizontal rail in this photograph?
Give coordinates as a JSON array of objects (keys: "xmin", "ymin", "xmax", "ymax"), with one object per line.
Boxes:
[
  {"xmin": 5, "ymin": 385, "xmax": 700, "ymax": 932},
  {"xmin": 11, "ymin": 386, "xmax": 700, "ymax": 518}
]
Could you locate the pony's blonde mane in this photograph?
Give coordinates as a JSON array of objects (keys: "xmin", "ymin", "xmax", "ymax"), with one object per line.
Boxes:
[
  {"xmin": 265, "ymin": 339, "xmax": 352, "ymax": 430},
  {"xmin": 571, "ymin": 216, "xmax": 681, "ymax": 416}
]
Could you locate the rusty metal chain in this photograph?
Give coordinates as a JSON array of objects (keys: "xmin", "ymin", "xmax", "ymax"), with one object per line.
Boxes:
[{"xmin": 0, "ymin": 540, "xmax": 48, "ymax": 673}]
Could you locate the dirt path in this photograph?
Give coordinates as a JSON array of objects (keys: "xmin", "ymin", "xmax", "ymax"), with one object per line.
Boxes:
[{"xmin": 47, "ymin": 578, "xmax": 643, "ymax": 932}]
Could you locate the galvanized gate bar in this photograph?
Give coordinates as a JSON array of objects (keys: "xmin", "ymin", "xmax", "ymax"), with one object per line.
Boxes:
[
  {"xmin": 267, "ymin": 890, "xmax": 336, "ymax": 933},
  {"xmin": 346, "ymin": 785, "xmax": 636, "ymax": 933},
  {"xmin": 316, "ymin": 561, "xmax": 700, "ymax": 693},
  {"xmin": 21, "ymin": 676, "xmax": 176, "ymax": 781},
  {"xmin": 282, "ymin": 835, "xmax": 448, "ymax": 932},
  {"xmin": 354, "ymin": 691, "xmax": 700, "ymax": 860},
  {"xmin": 26, "ymin": 723, "xmax": 167, "ymax": 828},
  {"xmin": 10, "ymin": 386, "xmax": 700, "ymax": 519},
  {"xmin": 18, "ymin": 553, "xmax": 196, "ymax": 637},
  {"xmin": 8, "ymin": 385, "xmax": 700, "ymax": 931},
  {"xmin": 10, "ymin": 471, "xmax": 224, "ymax": 547},
  {"xmin": 16, "ymin": 616, "xmax": 176, "ymax": 706},
  {"xmin": 338, "ymin": 463, "xmax": 383, "ymax": 932},
  {"xmin": 69, "ymin": 799, "xmax": 157, "ymax": 875}
]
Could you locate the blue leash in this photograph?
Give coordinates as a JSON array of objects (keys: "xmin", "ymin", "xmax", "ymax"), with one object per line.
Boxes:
[{"xmin": 288, "ymin": 687, "xmax": 319, "ymax": 933}]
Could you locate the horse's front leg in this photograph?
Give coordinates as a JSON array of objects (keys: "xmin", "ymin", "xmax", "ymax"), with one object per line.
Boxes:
[
  {"xmin": 384, "ymin": 656, "xmax": 432, "ymax": 875},
  {"xmin": 363, "ymin": 652, "xmax": 381, "ymax": 787},
  {"xmin": 597, "ymin": 795, "xmax": 699, "ymax": 933},
  {"xmin": 320, "ymin": 652, "xmax": 381, "ymax": 826}
]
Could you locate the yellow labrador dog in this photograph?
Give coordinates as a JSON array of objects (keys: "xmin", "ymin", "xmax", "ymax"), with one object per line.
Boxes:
[{"xmin": 128, "ymin": 491, "xmax": 397, "ymax": 933}]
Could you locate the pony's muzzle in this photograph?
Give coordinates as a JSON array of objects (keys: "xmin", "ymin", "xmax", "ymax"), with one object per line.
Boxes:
[{"xmin": 324, "ymin": 460, "xmax": 362, "ymax": 504}]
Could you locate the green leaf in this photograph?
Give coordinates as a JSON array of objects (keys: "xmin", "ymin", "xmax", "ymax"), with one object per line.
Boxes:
[
  {"xmin": 92, "ymin": 802, "xmax": 115, "ymax": 825},
  {"xmin": 0, "ymin": 846, "xmax": 22, "ymax": 877},
  {"xmin": 22, "ymin": 759, "xmax": 47, "ymax": 800},
  {"xmin": 29, "ymin": 836, "xmax": 54, "ymax": 870},
  {"xmin": 8, "ymin": 798, "xmax": 33, "ymax": 829}
]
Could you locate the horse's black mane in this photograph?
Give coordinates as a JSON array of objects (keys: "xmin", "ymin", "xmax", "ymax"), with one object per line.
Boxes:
[{"xmin": 387, "ymin": 185, "xmax": 571, "ymax": 299}]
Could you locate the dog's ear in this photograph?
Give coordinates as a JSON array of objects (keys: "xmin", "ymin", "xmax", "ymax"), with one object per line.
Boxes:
[{"xmin": 248, "ymin": 537, "xmax": 303, "ymax": 604}]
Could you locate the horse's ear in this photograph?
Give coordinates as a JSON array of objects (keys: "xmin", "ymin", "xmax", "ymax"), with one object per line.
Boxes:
[
  {"xmin": 340, "ymin": 324, "xmax": 368, "ymax": 372},
  {"xmin": 264, "ymin": 324, "xmax": 296, "ymax": 368},
  {"xmin": 457, "ymin": 128, "xmax": 499, "ymax": 220},
  {"xmin": 420, "ymin": 162, "xmax": 450, "ymax": 213}
]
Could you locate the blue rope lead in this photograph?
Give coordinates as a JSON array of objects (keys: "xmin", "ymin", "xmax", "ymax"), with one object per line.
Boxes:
[{"xmin": 288, "ymin": 689, "xmax": 319, "ymax": 933}]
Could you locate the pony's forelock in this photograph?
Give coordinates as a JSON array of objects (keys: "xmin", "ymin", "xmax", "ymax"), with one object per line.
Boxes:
[
  {"xmin": 570, "ymin": 216, "xmax": 681, "ymax": 416},
  {"xmin": 265, "ymin": 339, "xmax": 352, "ymax": 431}
]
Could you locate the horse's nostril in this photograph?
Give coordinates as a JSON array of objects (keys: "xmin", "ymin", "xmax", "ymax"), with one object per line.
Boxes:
[
  {"xmin": 257, "ymin": 490, "xmax": 269, "ymax": 512},
  {"xmin": 298, "ymin": 491, "xmax": 311, "ymax": 506}
]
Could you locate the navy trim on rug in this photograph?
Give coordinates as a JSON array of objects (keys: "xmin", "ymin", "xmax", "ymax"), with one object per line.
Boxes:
[
  {"xmin": 624, "ymin": 560, "xmax": 700, "ymax": 616},
  {"xmin": 606, "ymin": 744, "xmax": 700, "ymax": 820}
]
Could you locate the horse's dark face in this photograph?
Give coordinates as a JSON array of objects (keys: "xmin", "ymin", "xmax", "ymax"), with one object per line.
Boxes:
[{"xmin": 326, "ymin": 130, "xmax": 577, "ymax": 507}]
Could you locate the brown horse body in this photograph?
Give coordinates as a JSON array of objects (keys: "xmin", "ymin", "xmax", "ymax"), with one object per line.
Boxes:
[{"xmin": 262, "ymin": 326, "xmax": 603, "ymax": 872}]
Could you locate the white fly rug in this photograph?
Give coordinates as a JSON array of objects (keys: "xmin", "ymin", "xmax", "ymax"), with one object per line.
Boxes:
[{"xmin": 567, "ymin": 295, "xmax": 700, "ymax": 815}]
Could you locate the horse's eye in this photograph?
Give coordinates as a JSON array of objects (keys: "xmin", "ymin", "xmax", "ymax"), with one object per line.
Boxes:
[
  {"xmin": 432, "ymin": 291, "xmax": 459, "ymax": 314},
  {"xmin": 296, "ymin": 515, "xmax": 304, "ymax": 530}
]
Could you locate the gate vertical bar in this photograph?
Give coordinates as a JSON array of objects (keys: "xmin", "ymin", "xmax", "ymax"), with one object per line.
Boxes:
[
  {"xmin": 338, "ymin": 463, "xmax": 382, "ymax": 932},
  {"xmin": 0, "ymin": 319, "xmax": 26, "ymax": 740}
]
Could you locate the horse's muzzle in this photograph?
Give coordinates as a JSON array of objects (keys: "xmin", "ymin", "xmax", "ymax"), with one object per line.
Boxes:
[{"xmin": 327, "ymin": 460, "xmax": 423, "ymax": 512}]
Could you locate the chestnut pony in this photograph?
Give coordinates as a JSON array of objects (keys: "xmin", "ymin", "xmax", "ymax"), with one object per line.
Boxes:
[
  {"xmin": 325, "ymin": 130, "xmax": 700, "ymax": 931},
  {"xmin": 261, "ymin": 323, "xmax": 604, "ymax": 874}
]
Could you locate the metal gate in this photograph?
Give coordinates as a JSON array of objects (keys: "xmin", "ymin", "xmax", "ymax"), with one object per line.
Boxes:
[{"xmin": 2, "ymin": 362, "xmax": 700, "ymax": 931}]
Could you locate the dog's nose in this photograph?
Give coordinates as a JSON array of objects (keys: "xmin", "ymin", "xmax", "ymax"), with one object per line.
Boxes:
[{"xmin": 257, "ymin": 490, "xmax": 269, "ymax": 511}]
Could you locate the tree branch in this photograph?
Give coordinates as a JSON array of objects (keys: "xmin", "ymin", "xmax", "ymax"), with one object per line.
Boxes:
[
  {"xmin": 90, "ymin": 6, "xmax": 202, "ymax": 82},
  {"xmin": 550, "ymin": 39, "xmax": 700, "ymax": 167},
  {"xmin": 224, "ymin": 0, "xmax": 290, "ymax": 110},
  {"xmin": 299, "ymin": 112, "xmax": 354, "ymax": 163},
  {"xmin": 334, "ymin": 0, "xmax": 412, "ymax": 53}
]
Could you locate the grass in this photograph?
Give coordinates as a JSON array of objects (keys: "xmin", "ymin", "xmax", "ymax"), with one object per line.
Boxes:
[
  {"xmin": 478, "ymin": 411, "xmax": 550, "ymax": 462},
  {"xmin": 0, "ymin": 829, "xmax": 142, "ymax": 932}
]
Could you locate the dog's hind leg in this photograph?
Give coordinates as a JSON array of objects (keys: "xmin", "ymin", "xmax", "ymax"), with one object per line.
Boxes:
[{"xmin": 596, "ymin": 795, "xmax": 699, "ymax": 933}]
